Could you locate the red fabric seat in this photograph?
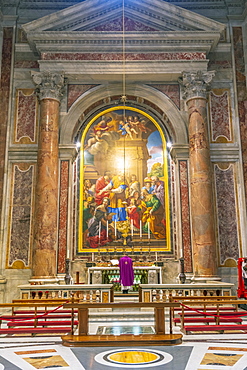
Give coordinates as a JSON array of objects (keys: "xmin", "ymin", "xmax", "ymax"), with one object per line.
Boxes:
[{"xmin": 7, "ymin": 320, "xmax": 78, "ymax": 327}]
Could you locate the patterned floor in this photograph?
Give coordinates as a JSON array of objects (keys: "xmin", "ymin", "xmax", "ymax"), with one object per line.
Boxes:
[{"xmin": 0, "ymin": 336, "xmax": 247, "ymax": 369}]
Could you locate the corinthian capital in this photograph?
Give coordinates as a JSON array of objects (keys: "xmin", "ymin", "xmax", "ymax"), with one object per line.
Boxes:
[
  {"xmin": 31, "ymin": 71, "xmax": 65, "ymax": 102},
  {"xmin": 179, "ymin": 71, "xmax": 215, "ymax": 101}
]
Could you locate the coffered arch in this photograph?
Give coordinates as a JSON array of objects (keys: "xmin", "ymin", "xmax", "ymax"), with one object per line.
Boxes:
[{"xmin": 60, "ymin": 83, "xmax": 188, "ymax": 147}]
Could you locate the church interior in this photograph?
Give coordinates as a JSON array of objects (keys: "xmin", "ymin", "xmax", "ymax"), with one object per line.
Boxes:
[{"xmin": 1, "ymin": 0, "xmax": 247, "ymax": 368}]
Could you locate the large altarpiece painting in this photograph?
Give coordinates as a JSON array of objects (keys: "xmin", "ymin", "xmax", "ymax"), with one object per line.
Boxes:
[{"xmin": 78, "ymin": 107, "xmax": 171, "ymax": 253}]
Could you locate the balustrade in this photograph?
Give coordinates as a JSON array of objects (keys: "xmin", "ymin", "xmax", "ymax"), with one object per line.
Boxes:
[
  {"xmin": 18, "ymin": 284, "xmax": 114, "ymax": 303},
  {"xmin": 139, "ymin": 283, "xmax": 233, "ymax": 302}
]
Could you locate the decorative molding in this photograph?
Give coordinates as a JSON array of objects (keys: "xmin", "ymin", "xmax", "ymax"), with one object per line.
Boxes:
[{"xmin": 31, "ymin": 71, "xmax": 65, "ymax": 102}]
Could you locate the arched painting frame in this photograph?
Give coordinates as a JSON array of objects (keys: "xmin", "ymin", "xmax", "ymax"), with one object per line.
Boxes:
[{"xmin": 78, "ymin": 106, "xmax": 171, "ymax": 253}]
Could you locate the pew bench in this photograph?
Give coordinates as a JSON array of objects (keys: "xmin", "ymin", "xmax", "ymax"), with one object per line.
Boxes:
[
  {"xmin": 7, "ymin": 320, "xmax": 78, "ymax": 328},
  {"xmin": 173, "ymin": 316, "xmax": 243, "ymax": 324},
  {"xmin": 183, "ymin": 324, "xmax": 247, "ymax": 334},
  {"xmin": 0, "ymin": 327, "xmax": 73, "ymax": 335}
]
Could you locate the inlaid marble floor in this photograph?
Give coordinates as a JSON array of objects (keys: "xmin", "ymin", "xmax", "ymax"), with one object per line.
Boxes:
[
  {"xmin": 0, "ymin": 310, "xmax": 247, "ymax": 369},
  {"xmin": 0, "ymin": 334, "xmax": 247, "ymax": 369}
]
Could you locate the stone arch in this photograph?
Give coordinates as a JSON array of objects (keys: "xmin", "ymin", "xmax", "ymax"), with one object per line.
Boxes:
[{"xmin": 60, "ymin": 83, "xmax": 188, "ymax": 146}]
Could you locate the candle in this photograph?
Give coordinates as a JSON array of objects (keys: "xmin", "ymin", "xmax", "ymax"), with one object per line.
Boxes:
[
  {"xmin": 131, "ymin": 219, "xmax": 133, "ymax": 237},
  {"xmin": 140, "ymin": 220, "xmax": 142, "ymax": 238},
  {"xmin": 148, "ymin": 221, "xmax": 150, "ymax": 239},
  {"xmin": 92, "ymin": 252, "xmax": 94, "ymax": 262},
  {"xmin": 66, "ymin": 249, "xmax": 70, "ymax": 259},
  {"xmin": 99, "ymin": 221, "xmax": 101, "ymax": 240},
  {"xmin": 155, "ymin": 251, "xmax": 158, "ymax": 261},
  {"xmin": 114, "ymin": 220, "xmax": 117, "ymax": 238},
  {"xmin": 106, "ymin": 220, "xmax": 109, "ymax": 238}
]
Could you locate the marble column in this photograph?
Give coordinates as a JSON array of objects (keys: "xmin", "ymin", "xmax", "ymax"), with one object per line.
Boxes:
[
  {"xmin": 31, "ymin": 71, "xmax": 65, "ymax": 279},
  {"xmin": 180, "ymin": 71, "xmax": 217, "ymax": 279}
]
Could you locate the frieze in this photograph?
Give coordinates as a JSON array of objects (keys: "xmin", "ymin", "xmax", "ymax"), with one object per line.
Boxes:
[
  {"xmin": 31, "ymin": 71, "xmax": 65, "ymax": 102},
  {"xmin": 41, "ymin": 52, "xmax": 206, "ymax": 61}
]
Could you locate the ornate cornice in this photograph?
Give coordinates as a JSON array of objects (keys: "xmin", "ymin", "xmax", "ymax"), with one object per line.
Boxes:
[
  {"xmin": 179, "ymin": 70, "xmax": 215, "ymax": 101},
  {"xmin": 31, "ymin": 71, "xmax": 65, "ymax": 102}
]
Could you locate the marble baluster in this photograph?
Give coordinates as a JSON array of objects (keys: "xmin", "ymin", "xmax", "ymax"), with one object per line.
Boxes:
[
  {"xmin": 180, "ymin": 71, "xmax": 217, "ymax": 278},
  {"xmin": 31, "ymin": 71, "xmax": 65, "ymax": 279}
]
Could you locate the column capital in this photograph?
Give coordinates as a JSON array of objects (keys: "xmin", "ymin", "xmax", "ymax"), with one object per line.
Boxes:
[
  {"xmin": 31, "ymin": 71, "xmax": 65, "ymax": 102},
  {"xmin": 179, "ymin": 71, "xmax": 215, "ymax": 101}
]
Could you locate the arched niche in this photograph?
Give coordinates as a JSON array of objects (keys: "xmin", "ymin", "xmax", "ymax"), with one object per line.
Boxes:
[
  {"xmin": 60, "ymin": 83, "xmax": 188, "ymax": 148},
  {"xmin": 59, "ymin": 83, "xmax": 189, "ymax": 257}
]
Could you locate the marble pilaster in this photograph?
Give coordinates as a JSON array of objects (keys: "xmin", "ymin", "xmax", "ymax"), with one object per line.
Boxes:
[
  {"xmin": 180, "ymin": 71, "xmax": 217, "ymax": 278},
  {"xmin": 31, "ymin": 71, "xmax": 64, "ymax": 279}
]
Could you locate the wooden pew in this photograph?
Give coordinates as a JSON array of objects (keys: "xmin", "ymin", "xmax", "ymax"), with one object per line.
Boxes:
[
  {"xmin": 0, "ymin": 301, "xmax": 77, "ymax": 335},
  {"xmin": 172, "ymin": 299, "xmax": 247, "ymax": 334}
]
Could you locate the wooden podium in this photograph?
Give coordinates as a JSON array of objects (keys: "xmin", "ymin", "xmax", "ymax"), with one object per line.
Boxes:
[{"xmin": 61, "ymin": 301, "xmax": 182, "ymax": 347}]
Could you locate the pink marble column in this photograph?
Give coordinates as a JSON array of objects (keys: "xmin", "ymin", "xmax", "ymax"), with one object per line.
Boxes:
[
  {"xmin": 31, "ymin": 72, "xmax": 64, "ymax": 279},
  {"xmin": 181, "ymin": 71, "xmax": 217, "ymax": 278}
]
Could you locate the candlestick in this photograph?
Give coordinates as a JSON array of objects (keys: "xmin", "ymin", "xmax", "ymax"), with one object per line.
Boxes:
[{"xmin": 99, "ymin": 221, "xmax": 101, "ymax": 241}]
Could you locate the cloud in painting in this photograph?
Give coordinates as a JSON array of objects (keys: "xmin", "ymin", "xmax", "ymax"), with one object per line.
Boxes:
[{"xmin": 149, "ymin": 145, "xmax": 163, "ymax": 155}]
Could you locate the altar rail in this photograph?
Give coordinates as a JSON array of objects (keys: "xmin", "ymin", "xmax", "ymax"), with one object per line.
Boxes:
[
  {"xmin": 18, "ymin": 284, "xmax": 114, "ymax": 303},
  {"xmin": 139, "ymin": 283, "xmax": 234, "ymax": 302}
]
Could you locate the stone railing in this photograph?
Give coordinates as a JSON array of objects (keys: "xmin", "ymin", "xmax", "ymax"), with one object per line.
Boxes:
[
  {"xmin": 139, "ymin": 283, "xmax": 234, "ymax": 302},
  {"xmin": 18, "ymin": 284, "xmax": 114, "ymax": 303}
]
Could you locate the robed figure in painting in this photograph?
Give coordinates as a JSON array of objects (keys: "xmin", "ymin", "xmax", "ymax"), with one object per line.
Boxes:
[{"xmin": 139, "ymin": 189, "xmax": 166, "ymax": 239}]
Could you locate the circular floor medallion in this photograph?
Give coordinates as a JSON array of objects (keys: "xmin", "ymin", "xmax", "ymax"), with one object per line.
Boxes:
[{"xmin": 94, "ymin": 348, "xmax": 173, "ymax": 368}]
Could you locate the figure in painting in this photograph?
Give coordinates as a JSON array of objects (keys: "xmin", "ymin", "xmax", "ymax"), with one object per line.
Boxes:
[
  {"xmin": 100, "ymin": 171, "xmax": 128, "ymax": 221},
  {"xmin": 151, "ymin": 176, "xmax": 164, "ymax": 207},
  {"xmin": 128, "ymin": 174, "xmax": 141, "ymax": 197},
  {"xmin": 142, "ymin": 177, "xmax": 153, "ymax": 194},
  {"xmin": 87, "ymin": 197, "xmax": 114, "ymax": 248},
  {"xmin": 139, "ymin": 188, "xmax": 166, "ymax": 239},
  {"xmin": 127, "ymin": 197, "xmax": 140, "ymax": 230},
  {"xmin": 95, "ymin": 171, "xmax": 112, "ymax": 205}
]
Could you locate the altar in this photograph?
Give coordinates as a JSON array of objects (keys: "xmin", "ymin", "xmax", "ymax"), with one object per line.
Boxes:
[{"xmin": 88, "ymin": 265, "xmax": 162, "ymax": 291}]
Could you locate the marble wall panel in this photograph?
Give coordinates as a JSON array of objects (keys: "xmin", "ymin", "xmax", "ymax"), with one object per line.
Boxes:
[
  {"xmin": 179, "ymin": 160, "xmax": 193, "ymax": 272},
  {"xmin": 14, "ymin": 89, "xmax": 37, "ymax": 144},
  {"xmin": 0, "ymin": 28, "xmax": 13, "ymax": 223},
  {"xmin": 170, "ymin": 161, "xmax": 177, "ymax": 257},
  {"xmin": 41, "ymin": 52, "xmax": 206, "ymax": 61},
  {"xmin": 7, "ymin": 164, "xmax": 34, "ymax": 268},
  {"xmin": 233, "ymin": 27, "xmax": 247, "ymax": 211},
  {"xmin": 214, "ymin": 164, "xmax": 239, "ymax": 265},
  {"xmin": 67, "ymin": 84, "xmax": 98, "ymax": 110},
  {"xmin": 57, "ymin": 161, "xmax": 69, "ymax": 273},
  {"xmin": 148, "ymin": 84, "xmax": 180, "ymax": 109},
  {"xmin": 209, "ymin": 90, "xmax": 232, "ymax": 142}
]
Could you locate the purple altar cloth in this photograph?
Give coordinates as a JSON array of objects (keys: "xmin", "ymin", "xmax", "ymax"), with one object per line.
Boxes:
[{"xmin": 119, "ymin": 256, "xmax": 134, "ymax": 286}]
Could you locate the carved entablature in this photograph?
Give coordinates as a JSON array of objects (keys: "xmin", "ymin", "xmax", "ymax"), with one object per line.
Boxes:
[
  {"xmin": 179, "ymin": 70, "xmax": 215, "ymax": 101},
  {"xmin": 31, "ymin": 71, "xmax": 65, "ymax": 102}
]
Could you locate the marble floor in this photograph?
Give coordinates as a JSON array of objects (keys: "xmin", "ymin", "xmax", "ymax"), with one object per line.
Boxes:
[{"xmin": 1, "ymin": 312, "xmax": 247, "ymax": 369}]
